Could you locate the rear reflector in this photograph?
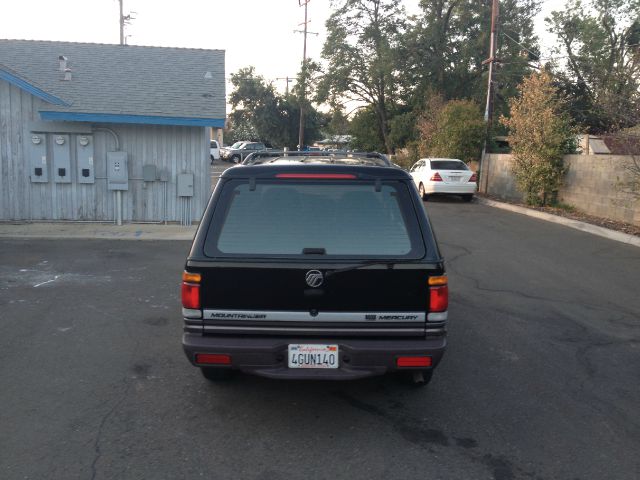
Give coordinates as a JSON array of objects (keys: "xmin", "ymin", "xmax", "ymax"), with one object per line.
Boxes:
[
  {"xmin": 275, "ymin": 173, "xmax": 357, "ymax": 179},
  {"xmin": 195, "ymin": 354, "xmax": 231, "ymax": 365},
  {"xmin": 397, "ymin": 356, "xmax": 432, "ymax": 367},
  {"xmin": 429, "ymin": 285, "xmax": 448, "ymax": 312},
  {"xmin": 430, "ymin": 172, "xmax": 443, "ymax": 182}
]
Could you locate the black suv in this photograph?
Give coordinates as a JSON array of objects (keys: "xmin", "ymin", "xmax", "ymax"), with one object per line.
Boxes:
[{"xmin": 181, "ymin": 152, "xmax": 448, "ymax": 385}]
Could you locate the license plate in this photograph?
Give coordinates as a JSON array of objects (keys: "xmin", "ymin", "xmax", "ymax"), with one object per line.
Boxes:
[
  {"xmin": 288, "ymin": 344, "xmax": 339, "ymax": 369},
  {"xmin": 448, "ymin": 176, "xmax": 461, "ymax": 182}
]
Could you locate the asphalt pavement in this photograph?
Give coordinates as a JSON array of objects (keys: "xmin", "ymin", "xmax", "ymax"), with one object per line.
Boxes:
[{"xmin": 0, "ymin": 195, "xmax": 638, "ymax": 480}]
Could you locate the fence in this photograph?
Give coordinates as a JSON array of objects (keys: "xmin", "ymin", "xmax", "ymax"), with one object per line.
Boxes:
[{"xmin": 480, "ymin": 154, "xmax": 640, "ymax": 227}]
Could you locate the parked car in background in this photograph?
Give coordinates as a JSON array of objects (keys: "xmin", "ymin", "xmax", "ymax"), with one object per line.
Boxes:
[
  {"xmin": 220, "ymin": 141, "xmax": 268, "ymax": 163},
  {"xmin": 210, "ymin": 140, "xmax": 220, "ymax": 163},
  {"xmin": 410, "ymin": 158, "xmax": 477, "ymax": 202}
]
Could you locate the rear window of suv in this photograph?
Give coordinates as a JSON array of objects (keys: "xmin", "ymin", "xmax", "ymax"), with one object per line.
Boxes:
[
  {"xmin": 204, "ymin": 180, "xmax": 424, "ymax": 258},
  {"xmin": 430, "ymin": 160, "xmax": 468, "ymax": 171}
]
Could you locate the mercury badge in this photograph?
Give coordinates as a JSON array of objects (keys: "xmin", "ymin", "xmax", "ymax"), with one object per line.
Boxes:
[{"xmin": 305, "ymin": 270, "xmax": 324, "ymax": 288}]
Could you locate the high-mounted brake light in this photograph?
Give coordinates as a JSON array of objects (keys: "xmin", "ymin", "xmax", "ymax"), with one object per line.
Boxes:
[
  {"xmin": 275, "ymin": 173, "xmax": 357, "ymax": 179},
  {"xmin": 428, "ymin": 275, "xmax": 448, "ymax": 312},
  {"xmin": 181, "ymin": 271, "xmax": 201, "ymax": 310},
  {"xmin": 430, "ymin": 172, "xmax": 443, "ymax": 182},
  {"xmin": 469, "ymin": 172, "xmax": 478, "ymax": 183}
]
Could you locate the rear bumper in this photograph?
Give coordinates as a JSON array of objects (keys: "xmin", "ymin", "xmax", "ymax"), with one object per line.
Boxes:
[
  {"xmin": 182, "ymin": 333, "xmax": 446, "ymax": 380},
  {"xmin": 424, "ymin": 182, "xmax": 477, "ymax": 195}
]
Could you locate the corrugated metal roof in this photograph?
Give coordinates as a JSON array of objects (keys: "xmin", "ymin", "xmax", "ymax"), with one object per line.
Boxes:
[{"xmin": 0, "ymin": 39, "xmax": 225, "ymax": 121}]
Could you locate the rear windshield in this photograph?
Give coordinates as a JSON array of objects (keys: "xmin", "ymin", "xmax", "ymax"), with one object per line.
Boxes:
[
  {"xmin": 430, "ymin": 160, "xmax": 468, "ymax": 171},
  {"xmin": 204, "ymin": 180, "xmax": 424, "ymax": 258}
]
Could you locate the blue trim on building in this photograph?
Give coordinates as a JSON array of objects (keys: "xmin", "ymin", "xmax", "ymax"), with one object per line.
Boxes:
[
  {"xmin": 39, "ymin": 111, "xmax": 226, "ymax": 128},
  {"xmin": 0, "ymin": 69, "xmax": 70, "ymax": 106}
]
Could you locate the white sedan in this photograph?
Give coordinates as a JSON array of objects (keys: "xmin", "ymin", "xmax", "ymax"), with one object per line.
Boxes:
[{"xmin": 409, "ymin": 158, "xmax": 477, "ymax": 202}]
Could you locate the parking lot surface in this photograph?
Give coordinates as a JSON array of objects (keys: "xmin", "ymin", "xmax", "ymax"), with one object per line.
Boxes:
[{"xmin": 0, "ymin": 199, "xmax": 639, "ymax": 480}]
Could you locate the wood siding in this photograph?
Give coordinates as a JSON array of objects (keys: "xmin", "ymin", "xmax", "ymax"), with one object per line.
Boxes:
[{"xmin": 0, "ymin": 80, "xmax": 210, "ymax": 222}]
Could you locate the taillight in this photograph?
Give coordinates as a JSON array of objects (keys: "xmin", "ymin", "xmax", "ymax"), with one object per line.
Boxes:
[
  {"xmin": 428, "ymin": 275, "xmax": 448, "ymax": 312},
  {"xmin": 397, "ymin": 356, "xmax": 433, "ymax": 368},
  {"xmin": 181, "ymin": 271, "xmax": 201, "ymax": 309},
  {"xmin": 430, "ymin": 172, "xmax": 443, "ymax": 182},
  {"xmin": 469, "ymin": 172, "xmax": 477, "ymax": 182}
]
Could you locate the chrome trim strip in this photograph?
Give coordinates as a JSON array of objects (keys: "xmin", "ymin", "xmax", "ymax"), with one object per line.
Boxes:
[
  {"xmin": 202, "ymin": 310, "xmax": 425, "ymax": 322},
  {"xmin": 427, "ymin": 311, "xmax": 448, "ymax": 322},
  {"xmin": 184, "ymin": 319, "xmax": 203, "ymax": 325},
  {"xmin": 203, "ymin": 325, "xmax": 425, "ymax": 334},
  {"xmin": 182, "ymin": 308, "xmax": 202, "ymax": 319},
  {"xmin": 426, "ymin": 328, "xmax": 446, "ymax": 334}
]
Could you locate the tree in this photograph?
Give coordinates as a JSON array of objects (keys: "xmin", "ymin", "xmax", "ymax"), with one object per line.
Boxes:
[
  {"xmin": 500, "ymin": 71, "xmax": 578, "ymax": 205},
  {"xmin": 546, "ymin": 0, "xmax": 640, "ymax": 132},
  {"xmin": 228, "ymin": 67, "xmax": 323, "ymax": 149},
  {"xmin": 318, "ymin": 0, "xmax": 406, "ymax": 153},
  {"xmin": 418, "ymin": 98, "xmax": 485, "ymax": 162},
  {"xmin": 400, "ymin": 0, "xmax": 541, "ymax": 122},
  {"xmin": 348, "ymin": 106, "xmax": 386, "ymax": 151}
]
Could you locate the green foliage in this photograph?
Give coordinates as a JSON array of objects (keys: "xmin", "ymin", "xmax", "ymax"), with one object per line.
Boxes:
[
  {"xmin": 418, "ymin": 97, "xmax": 485, "ymax": 163},
  {"xmin": 227, "ymin": 67, "xmax": 324, "ymax": 149},
  {"xmin": 318, "ymin": 0, "xmax": 406, "ymax": 153},
  {"xmin": 349, "ymin": 106, "xmax": 386, "ymax": 152},
  {"xmin": 546, "ymin": 0, "xmax": 640, "ymax": 132},
  {"xmin": 388, "ymin": 111, "xmax": 418, "ymax": 151},
  {"xmin": 399, "ymin": 0, "xmax": 541, "ymax": 119},
  {"xmin": 501, "ymin": 71, "xmax": 578, "ymax": 206}
]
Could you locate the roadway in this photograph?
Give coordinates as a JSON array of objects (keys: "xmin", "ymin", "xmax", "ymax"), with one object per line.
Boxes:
[{"xmin": 0, "ymin": 194, "xmax": 638, "ymax": 480}]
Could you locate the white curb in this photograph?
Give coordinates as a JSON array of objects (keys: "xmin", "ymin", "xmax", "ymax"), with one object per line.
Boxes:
[{"xmin": 477, "ymin": 197, "xmax": 640, "ymax": 248}]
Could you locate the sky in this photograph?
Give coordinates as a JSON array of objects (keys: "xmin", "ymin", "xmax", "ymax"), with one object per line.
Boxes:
[{"xmin": 1, "ymin": 0, "xmax": 566, "ymax": 97}]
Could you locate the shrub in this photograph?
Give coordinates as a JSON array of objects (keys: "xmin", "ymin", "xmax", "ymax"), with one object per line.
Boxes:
[{"xmin": 501, "ymin": 71, "xmax": 578, "ymax": 206}]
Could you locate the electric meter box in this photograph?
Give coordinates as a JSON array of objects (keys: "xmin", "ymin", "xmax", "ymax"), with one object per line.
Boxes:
[
  {"xmin": 52, "ymin": 134, "xmax": 71, "ymax": 183},
  {"xmin": 107, "ymin": 152, "xmax": 129, "ymax": 191},
  {"xmin": 76, "ymin": 135, "xmax": 95, "ymax": 184},
  {"xmin": 143, "ymin": 165, "xmax": 157, "ymax": 182},
  {"xmin": 29, "ymin": 133, "xmax": 48, "ymax": 183},
  {"xmin": 177, "ymin": 173, "xmax": 194, "ymax": 197}
]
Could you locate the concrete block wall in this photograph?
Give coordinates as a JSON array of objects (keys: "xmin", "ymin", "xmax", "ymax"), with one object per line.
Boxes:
[
  {"xmin": 481, "ymin": 153, "xmax": 640, "ymax": 227},
  {"xmin": 560, "ymin": 155, "xmax": 640, "ymax": 225},
  {"xmin": 481, "ymin": 154, "xmax": 522, "ymax": 201}
]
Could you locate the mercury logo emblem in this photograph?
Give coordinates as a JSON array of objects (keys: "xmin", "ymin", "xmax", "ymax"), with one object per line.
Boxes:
[{"xmin": 305, "ymin": 270, "xmax": 324, "ymax": 288}]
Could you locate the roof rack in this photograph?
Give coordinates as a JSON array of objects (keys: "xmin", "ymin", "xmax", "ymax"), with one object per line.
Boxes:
[{"xmin": 241, "ymin": 150, "xmax": 391, "ymax": 167}]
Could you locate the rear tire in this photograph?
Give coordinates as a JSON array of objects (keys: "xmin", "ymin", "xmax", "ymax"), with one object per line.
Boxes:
[
  {"xmin": 462, "ymin": 194, "xmax": 473, "ymax": 202},
  {"xmin": 201, "ymin": 367, "xmax": 234, "ymax": 381},
  {"xmin": 418, "ymin": 183, "xmax": 427, "ymax": 200}
]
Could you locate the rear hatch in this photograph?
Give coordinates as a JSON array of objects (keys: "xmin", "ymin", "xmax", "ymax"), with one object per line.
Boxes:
[{"xmin": 192, "ymin": 173, "xmax": 441, "ymax": 337}]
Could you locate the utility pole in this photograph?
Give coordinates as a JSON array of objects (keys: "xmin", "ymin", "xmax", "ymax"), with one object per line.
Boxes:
[
  {"xmin": 119, "ymin": 0, "xmax": 124, "ymax": 45},
  {"xmin": 479, "ymin": 0, "xmax": 499, "ymax": 192},
  {"xmin": 118, "ymin": 0, "xmax": 136, "ymax": 45},
  {"xmin": 297, "ymin": 0, "xmax": 310, "ymax": 151},
  {"xmin": 276, "ymin": 77, "xmax": 294, "ymax": 96}
]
